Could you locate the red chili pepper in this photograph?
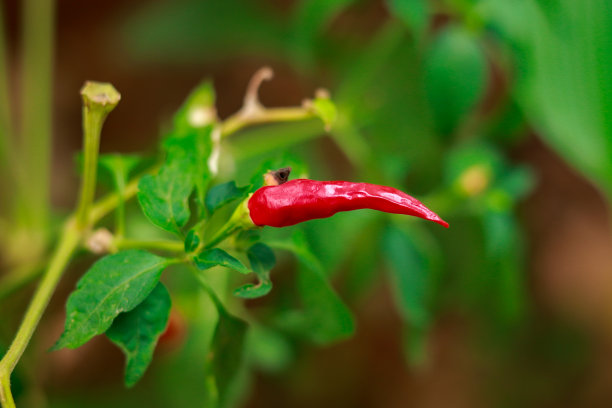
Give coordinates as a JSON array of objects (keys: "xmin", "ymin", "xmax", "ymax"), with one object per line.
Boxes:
[{"xmin": 247, "ymin": 179, "xmax": 449, "ymax": 228}]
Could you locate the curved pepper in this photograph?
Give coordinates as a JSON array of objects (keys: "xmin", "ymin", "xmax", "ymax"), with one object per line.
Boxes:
[{"xmin": 247, "ymin": 179, "xmax": 449, "ymax": 228}]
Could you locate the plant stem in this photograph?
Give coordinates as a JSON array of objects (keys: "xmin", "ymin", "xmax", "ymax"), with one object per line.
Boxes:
[
  {"xmin": 0, "ymin": 222, "xmax": 79, "ymax": 407},
  {"xmin": 220, "ymin": 107, "xmax": 315, "ymax": 138},
  {"xmin": 114, "ymin": 238, "xmax": 184, "ymax": 253},
  {"xmin": 0, "ymin": 373, "xmax": 14, "ymax": 408},
  {"xmin": 114, "ymin": 169, "xmax": 127, "ymax": 238},
  {"xmin": 18, "ymin": 0, "xmax": 55, "ymax": 232},
  {"xmin": 88, "ymin": 170, "xmax": 143, "ymax": 224}
]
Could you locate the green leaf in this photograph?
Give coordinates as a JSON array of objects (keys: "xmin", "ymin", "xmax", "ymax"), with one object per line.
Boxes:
[
  {"xmin": 268, "ymin": 232, "xmax": 355, "ymax": 344},
  {"xmin": 194, "ymin": 248, "xmax": 251, "ymax": 275},
  {"xmin": 172, "ymin": 80, "xmax": 216, "ymax": 131},
  {"xmin": 424, "ymin": 25, "xmax": 487, "ymax": 136},
  {"xmin": 208, "ymin": 305, "xmax": 248, "ymax": 408},
  {"xmin": 382, "ymin": 225, "xmax": 432, "ymax": 328},
  {"xmin": 310, "ymin": 96, "xmax": 337, "ymax": 130},
  {"xmin": 233, "ymin": 243, "xmax": 275, "ymax": 299},
  {"xmin": 137, "ymin": 156, "xmax": 194, "ymax": 235},
  {"xmin": 480, "ymin": 211, "xmax": 526, "ymax": 327},
  {"xmin": 106, "ymin": 282, "xmax": 172, "ymax": 387},
  {"xmin": 97, "ymin": 154, "xmax": 144, "ymax": 190},
  {"xmin": 53, "ymin": 250, "xmax": 169, "ymax": 350},
  {"xmin": 382, "ymin": 224, "xmax": 440, "ymax": 365},
  {"xmin": 501, "ymin": 0, "xmax": 612, "ymax": 199},
  {"xmin": 205, "ymin": 181, "xmax": 247, "ymax": 214},
  {"xmin": 163, "ymin": 127, "xmax": 214, "ymax": 215},
  {"xmin": 387, "ymin": 0, "xmax": 429, "ymax": 37},
  {"xmin": 184, "ymin": 229, "xmax": 201, "ymax": 253}
]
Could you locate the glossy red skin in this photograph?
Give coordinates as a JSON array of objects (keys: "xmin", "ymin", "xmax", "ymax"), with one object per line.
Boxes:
[{"xmin": 248, "ymin": 179, "xmax": 449, "ymax": 228}]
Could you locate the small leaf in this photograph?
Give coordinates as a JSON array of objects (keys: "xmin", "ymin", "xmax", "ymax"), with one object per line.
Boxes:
[
  {"xmin": 205, "ymin": 181, "xmax": 247, "ymax": 214},
  {"xmin": 53, "ymin": 250, "xmax": 169, "ymax": 350},
  {"xmin": 387, "ymin": 0, "xmax": 429, "ymax": 37},
  {"xmin": 233, "ymin": 243, "xmax": 275, "ymax": 299},
  {"xmin": 382, "ymin": 225, "xmax": 431, "ymax": 328},
  {"xmin": 106, "ymin": 283, "xmax": 172, "ymax": 387},
  {"xmin": 425, "ymin": 25, "xmax": 487, "ymax": 136},
  {"xmin": 184, "ymin": 229, "xmax": 201, "ymax": 253},
  {"xmin": 311, "ymin": 96, "xmax": 337, "ymax": 130},
  {"xmin": 480, "ymin": 211, "xmax": 526, "ymax": 327},
  {"xmin": 172, "ymin": 80, "xmax": 216, "ymax": 131},
  {"xmin": 98, "ymin": 154, "xmax": 144, "ymax": 188},
  {"xmin": 137, "ymin": 157, "xmax": 194, "ymax": 235},
  {"xmin": 382, "ymin": 224, "xmax": 438, "ymax": 365},
  {"xmin": 194, "ymin": 248, "xmax": 251, "ymax": 275},
  {"xmin": 209, "ymin": 305, "xmax": 248, "ymax": 407}
]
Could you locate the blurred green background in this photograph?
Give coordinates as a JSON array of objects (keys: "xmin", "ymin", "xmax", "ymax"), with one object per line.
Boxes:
[{"xmin": 2, "ymin": 0, "xmax": 612, "ymax": 407}]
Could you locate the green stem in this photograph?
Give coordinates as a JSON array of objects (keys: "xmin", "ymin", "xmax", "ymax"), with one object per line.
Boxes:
[
  {"xmin": 114, "ymin": 238, "xmax": 184, "ymax": 253},
  {"xmin": 201, "ymin": 199, "xmax": 254, "ymax": 250},
  {"xmin": 114, "ymin": 172, "xmax": 127, "ymax": 238},
  {"xmin": 89, "ymin": 168, "xmax": 150, "ymax": 225},
  {"xmin": 0, "ymin": 222, "xmax": 80, "ymax": 407},
  {"xmin": 220, "ymin": 107, "xmax": 315, "ymax": 138},
  {"xmin": 0, "ymin": 373, "xmax": 14, "ymax": 408},
  {"xmin": 18, "ymin": 0, "xmax": 55, "ymax": 232}
]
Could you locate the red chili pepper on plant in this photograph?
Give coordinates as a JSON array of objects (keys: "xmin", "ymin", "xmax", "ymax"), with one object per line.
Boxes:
[{"xmin": 247, "ymin": 168, "xmax": 448, "ymax": 228}]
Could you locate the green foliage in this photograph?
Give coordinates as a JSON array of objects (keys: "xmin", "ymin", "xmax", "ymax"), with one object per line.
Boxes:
[
  {"xmin": 171, "ymin": 80, "xmax": 216, "ymax": 131},
  {"xmin": 121, "ymin": 0, "xmax": 288, "ymax": 63},
  {"xmin": 193, "ymin": 248, "xmax": 251, "ymax": 275},
  {"xmin": 246, "ymin": 325, "xmax": 293, "ymax": 373},
  {"xmin": 97, "ymin": 154, "xmax": 144, "ymax": 191},
  {"xmin": 504, "ymin": 0, "xmax": 612, "ymax": 199},
  {"xmin": 53, "ymin": 250, "xmax": 169, "ymax": 350},
  {"xmin": 137, "ymin": 156, "xmax": 194, "ymax": 235},
  {"xmin": 382, "ymin": 224, "xmax": 439, "ymax": 364},
  {"xmin": 106, "ymin": 283, "xmax": 172, "ymax": 387},
  {"xmin": 270, "ymin": 232, "xmax": 355, "ymax": 344},
  {"xmin": 382, "ymin": 225, "xmax": 432, "ymax": 328},
  {"xmin": 425, "ymin": 25, "xmax": 487, "ymax": 136},
  {"xmin": 387, "ymin": 0, "xmax": 429, "ymax": 37},
  {"xmin": 184, "ymin": 229, "xmax": 201, "ymax": 253},
  {"xmin": 310, "ymin": 94, "xmax": 338, "ymax": 129},
  {"xmin": 138, "ymin": 82, "xmax": 216, "ymax": 234},
  {"xmin": 207, "ymin": 293, "xmax": 248, "ymax": 408},
  {"xmin": 233, "ymin": 243, "xmax": 275, "ymax": 299},
  {"xmin": 205, "ymin": 182, "xmax": 247, "ymax": 214},
  {"xmin": 10, "ymin": 0, "xmax": 596, "ymax": 404}
]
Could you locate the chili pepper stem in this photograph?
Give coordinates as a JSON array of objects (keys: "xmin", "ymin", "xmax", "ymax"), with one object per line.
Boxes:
[{"xmin": 202, "ymin": 198, "xmax": 256, "ymax": 250}]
